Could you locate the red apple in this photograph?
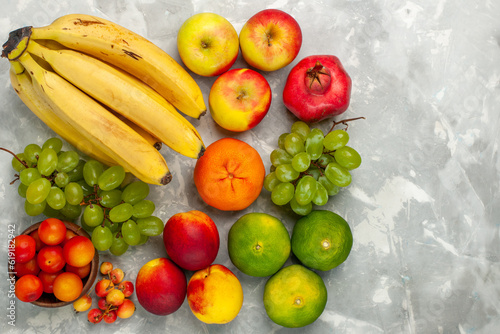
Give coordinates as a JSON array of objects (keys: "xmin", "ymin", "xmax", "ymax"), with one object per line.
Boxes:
[
  {"xmin": 239, "ymin": 9, "xmax": 302, "ymax": 71},
  {"xmin": 135, "ymin": 258, "xmax": 186, "ymax": 316},
  {"xmin": 283, "ymin": 55, "xmax": 352, "ymax": 123},
  {"xmin": 209, "ymin": 68, "xmax": 272, "ymax": 132},
  {"xmin": 163, "ymin": 210, "xmax": 219, "ymax": 271}
]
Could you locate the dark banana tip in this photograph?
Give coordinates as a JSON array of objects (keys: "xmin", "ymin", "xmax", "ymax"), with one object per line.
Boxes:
[
  {"xmin": 154, "ymin": 142, "xmax": 162, "ymax": 150},
  {"xmin": 160, "ymin": 172, "xmax": 172, "ymax": 185},
  {"xmin": 197, "ymin": 146, "xmax": 206, "ymax": 159},
  {"xmin": 197, "ymin": 110, "xmax": 207, "ymax": 120},
  {"xmin": 2, "ymin": 26, "xmax": 32, "ymax": 59}
]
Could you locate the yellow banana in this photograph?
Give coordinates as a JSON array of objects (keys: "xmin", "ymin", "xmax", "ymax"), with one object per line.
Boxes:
[
  {"xmin": 31, "ymin": 13, "xmax": 207, "ymax": 119},
  {"xmin": 17, "ymin": 52, "xmax": 172, "ymax": 185},
  {"xmin": 113, "ymin": 112, "xmax": 163, "ymax": 151},
  {"xmin": 27, "ymin": 40, "xmax": 205, "ymax": 159},
  {"xmin": 8, "ymin": 63, "xmax": 117, "ymax": 167}
]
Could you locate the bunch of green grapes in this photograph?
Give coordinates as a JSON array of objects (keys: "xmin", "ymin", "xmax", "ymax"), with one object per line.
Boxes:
[
  {"xmin": 8, "ymin": 137, "xmax": 163, "ymax": 255},
  {"xmin": 264, "ymin": 121, "xmax": 362, "ymax": 216}
]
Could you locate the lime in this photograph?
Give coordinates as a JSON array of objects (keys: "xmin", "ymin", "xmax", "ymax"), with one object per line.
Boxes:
[
  {"xmin": 291, "ymin": 210, "xmax": 353, "ymax": 271},
  {"xmin": 228, "ymin": 213, "xmax": 290, "ymax": 277},
  {"xmin": 263, "ymin": 264, "xmax": 327, "ymax": 328}
]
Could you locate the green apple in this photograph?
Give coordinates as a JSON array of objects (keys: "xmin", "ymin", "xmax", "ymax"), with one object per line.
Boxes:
[{"xmin": 177, "ymin": 13, "xmax": 239, "ymax": 77}]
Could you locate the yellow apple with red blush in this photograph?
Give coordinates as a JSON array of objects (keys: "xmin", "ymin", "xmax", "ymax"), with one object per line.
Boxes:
[
  {"xmin": 239, "ymin": 9, "xmax": 302, "ymax": 71},
  {"xmin": 187, "ymin": 264, "xmax": 243, "ymax": 324},
  {"xmin": 177, "ymin": 13, "xmax": 239, "ymax": 77},
  {"xmin": 209, "ymin": 68, "xmax": 271, "ymax": 132}
]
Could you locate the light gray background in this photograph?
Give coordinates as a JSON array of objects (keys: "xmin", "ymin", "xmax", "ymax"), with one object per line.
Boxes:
[{"xmin": 0, "ymin": 0, "xmax": 499, "ymax": 333}]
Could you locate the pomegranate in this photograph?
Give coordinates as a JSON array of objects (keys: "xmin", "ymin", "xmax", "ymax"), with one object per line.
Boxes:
[{"xmin": 282, "ymin": 55, "xmax": 351, "ymax": 123}]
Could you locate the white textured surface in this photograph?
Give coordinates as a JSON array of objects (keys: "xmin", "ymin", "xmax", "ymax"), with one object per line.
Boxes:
[{"xmin": 0, "ymin": 0, "xmax": 499, "ymax": 333}]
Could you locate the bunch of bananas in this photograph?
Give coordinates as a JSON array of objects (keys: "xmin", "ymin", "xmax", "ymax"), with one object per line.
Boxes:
[{"xmin": 2, "ymin": 14, "xmax": 207, "ymax": 185}]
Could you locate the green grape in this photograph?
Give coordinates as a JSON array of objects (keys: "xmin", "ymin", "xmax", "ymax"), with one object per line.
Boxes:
[
  {"xmin": 19, "ymin": 168, "xmax": 41, "ymax": 186},
  {"xmin": 305, "ymin": 128, "xmax": 325, "ymax": 160},
  {"xmin": 80, "ymin": 215, "xmax": 96, "ymax": 233},
  {"xmin": 317, "ymin": 153, "xmax": 335, "ymax": 168},
  {"xmin": 77, "ymin": 180, "xmax": 95, "ymax": 197},
  {"xmin": 119, "ymin": 172, "xmax": 136, "ymax": 189},
  {"xmin": 43, "ymin": 204, "xmax": 64, "ymax": 219},
  {"xmin": 132, "ymin": 200, "xmax": 155, "ymax": 219},
  {"xmin": 37, "ymin": 148, "xmax": 58, "ymax": 176},
  {"xmin": 291, "ymin": 121, "xmax": 310, "ymax": 141},
  {"xmin": 109, "ymin": 203, "xmax": 133, "ymax": 223},
  {"xmin": 24, "ymin": 199, "xmax": 46, "ymax": 216},
  {"xmin": 284, "ymin": 133, "xmax": 305, "ymax": 156},
  {"xmin": 278, "ymin": 133, "xmax": 289, "ymax": 149},
  {"xmin": 325, "ymin": 162, "xmax": 352, "ymax": 187},
  {"xmin": 290, "ymin": 197, "xmax": 313, "ymax": 216},
  {"xmin": 98, "ymin": 165, "xmax": 126, "ymax": 191},
  {"xmin": 60, "ymin": 202, "xmax": 82, "ymax": 220},
  {"xmin": 24, "ymin": 144, "xmax": 42, "ymax": 164},
  {"xmin": 104, "ymin": 219, "xmax": 120, "ymax": 234},
  {"xmin": 109, "ymin": 232, "xmax": 129, "ymax": 256},
  {"xmin": 334, "ymin": 146, "xmax": 361, "ymax": 170},
  {"xmin": 270, "ymin": 149, "xmax": 293, "ymax": 167},
  {"xmin": 318, "ymin": 175, "xmax": 340, "ymax": 196},
  {"xmin": 56, "ymin": 151, "xmax": 80, "ymax": 173},
  {"xmin": 275, "ymin": 164, "xmax": 300, "ymax": 182},
  {"xmin": 305, "ymin": 166, "xmax": 321, "ymax": 180},
  {"xmin": 271, "ymin": 182, "xmax": 294, "ymax": 206},
  {"xmin": 263, "ymin": 172, "xmax": 281, "ymax": 192},
  {"xmin": 65, "ymin": 182, "xmax": 84, "ymax": 205},
  {"xmin": 46, "ymin": 187, "xmax": 66, "ymax": 210},
  {"xmin": 12, "ymin": 153, "xmax": 28, "ymax": 172},
  {"xmin": 136, "ymin": 216, "xmax": 164, "ymax": 236},
  {"xmin": 312, "ymin": 183, "xmax": 329, "ymax": 206},
  {"xmin": 295, "ymin": 175, "xmax": 317, "ymax": 206},
  {"xmin": 92, "ymin": 226, "xmax": 113, "ymax": 251},
  {"xmin": 83, "ymin": 160, "xmax": 104, "ymax": 186},
  {"xmin": 100, "ymin": 189, "xmax": 123, "ymax": 208},
  {"xmin": 83, "ymin": 204, "xmax": 104, "ymax": 227},
  {"xmin": 121, "ymin": 181, "xmax": 150, "ymax": 205},
  {"xmin": 67, "ymin": 160, "xmax": 85, "ymax": 182},
  {"xmin": 291, "ymin": 152, "xmax": 311, "ymax": 173},
  {"xmin": 324, "ymin": 129, "xmax": 349, "ymax": 151},
  {"xmin": 26, "ymin": 178, "xmax": 51, "ymax": 204},
  {"xmin": 121, "ymin": 220, "xmax": 141, "ymax": 246},
  {"xmin": 42, "ymin": 137, "xmax": 63, "ymax": 153},
  {"xmin": 54, "ymin": 172, "xmax": 70, "ymax": 188},
  {"xmin": 18, "ymin": 183, "xmax": 28, "ymax": 198},
  {"xmin": 137, "ymin": 234, "xmax": 149, "ymax": 245}
]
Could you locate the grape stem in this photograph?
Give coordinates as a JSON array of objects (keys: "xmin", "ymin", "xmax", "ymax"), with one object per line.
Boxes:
[
  {"xmin": 0, "ymin": 147, "xmax": 29, "ymax": 168},
  {"xmin": 328, "ymin": 116, "xmax": 365, "ymax": 133},
  {"xmin": 9, "ymin": 175, "xmax": 20, "ymax": 185}
]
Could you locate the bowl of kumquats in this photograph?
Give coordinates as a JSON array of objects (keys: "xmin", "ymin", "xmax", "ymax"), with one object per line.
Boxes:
[{"xmin": 8, "ymin": 218, "xmax": 99, "ymax": 307}]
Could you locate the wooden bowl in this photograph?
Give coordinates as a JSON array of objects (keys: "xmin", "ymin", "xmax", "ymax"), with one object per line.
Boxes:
[{"xmin": 10, "ymin": 221, "xmax": 99, "ymax": 308}]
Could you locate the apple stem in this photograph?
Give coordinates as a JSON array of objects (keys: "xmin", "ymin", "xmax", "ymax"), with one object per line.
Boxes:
[{"xmin": 328, "ymin": 116, "xmax": 366, "ymax": 133}]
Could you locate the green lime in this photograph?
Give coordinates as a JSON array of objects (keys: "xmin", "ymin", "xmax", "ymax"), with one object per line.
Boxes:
[
  {"xmin": 263, "ymin": 264, "xmax": 327, "ymax": 328},
  {"xmin": 291, "ymin": 210, "xmax": 353, "ymax": 271},
  {"xmin": 228, "ymin": 212, "xmax": 290, "ymax": 277}
]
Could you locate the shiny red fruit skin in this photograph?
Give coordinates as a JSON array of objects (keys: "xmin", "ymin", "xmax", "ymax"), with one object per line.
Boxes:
[
  {"xmin": 135, "ymin": 258, "xmax": 186, "ymax": 316},
  {"xmin": 163, "ymin": 211, "xmax": 219, "ymax": 271},
  {"xmin": 283, "ymin": 55, "xmax": 352, "ymax": 123}
]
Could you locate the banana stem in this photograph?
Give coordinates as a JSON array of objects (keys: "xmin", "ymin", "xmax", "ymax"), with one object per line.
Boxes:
[{"xmin": 2, "ymin": 26, "xmax": 32, "ymax": 60}]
